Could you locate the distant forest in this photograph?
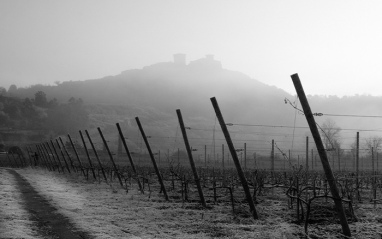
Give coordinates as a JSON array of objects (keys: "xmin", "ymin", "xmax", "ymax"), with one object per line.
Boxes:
[{"xmin": 0, "ymin": 90, "xmax": 88, "ymax": 137}]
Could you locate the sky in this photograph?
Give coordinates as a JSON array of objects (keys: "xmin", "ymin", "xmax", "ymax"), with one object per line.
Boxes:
[{"xmin": 1, "ymin": 0, "xmax": 382, "ymax": 96}]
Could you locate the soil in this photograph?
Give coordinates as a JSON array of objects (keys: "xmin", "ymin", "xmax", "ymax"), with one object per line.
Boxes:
[{"xmin": 7, "ymin": 169, "xmax": 93, "ymax": 239}]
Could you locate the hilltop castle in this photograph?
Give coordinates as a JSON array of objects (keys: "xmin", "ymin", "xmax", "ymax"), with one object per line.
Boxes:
[
  {"xmin": 122, "ymin": 54, "xmax": 222, "ymax": 75},
  {"xmin": 173, "ymin": 54, "xmax": 222, "ymax": 70}
]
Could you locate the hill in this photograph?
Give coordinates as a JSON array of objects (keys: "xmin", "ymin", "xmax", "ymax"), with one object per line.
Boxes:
[{"xmin": 3, "ymin": 55, "xmax": 382, "ymax": 163}]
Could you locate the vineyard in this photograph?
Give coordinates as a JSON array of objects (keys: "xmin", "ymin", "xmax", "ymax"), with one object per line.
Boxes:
[{"xmin": 1, "ymin": 75, "xmax": 382, "ymax": 238}]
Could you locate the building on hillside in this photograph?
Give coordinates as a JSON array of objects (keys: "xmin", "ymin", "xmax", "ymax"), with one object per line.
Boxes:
[{"xmin": 188, "ymin": 54, "xmax": 222, "ymax": 70}]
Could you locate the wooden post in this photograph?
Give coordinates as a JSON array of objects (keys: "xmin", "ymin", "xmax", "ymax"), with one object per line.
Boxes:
[
  {"xmin": 356, "ymin": 132, "xmax": 359, "ymax": 186},
  {"xmin": 58, "ymin": 137, "xmax": 75, "ymax": 171},
  {"xmin": 372, "ymin": 147, "xmax": 375, "ymax": 174},
  {"xmin": 338, "ymin": 147, "xmax": 341, "ymax": 172},
  {"xmin": 41, "ymin": 143, "xmax": 56, "ymax": 170},
  {"xmin": 167, "ymin": 148, "xmax": 170, "ymax": 164},
  {"xmin": 117, "ymin": 133, "xmax": 122, "ymax": 157},
  {"xmin": 36, "ymin": 145, "xmax": 48, "ymax": 169},
  {"xmin": 43, "ymin": 143, "xmax": 57, "ymax": 170},
  {"xmin": 85, "ymin": 130, "xmax": 108, "ymax": 182},
  {"xmin": 372, "ymin": 147, "xmax": 377, "ymax": 208},
  {"xmin": 291, "ymin": 73, "xmax": 351, "ymax": 237},
  {"xmin": 48, "ymin": 141, "xmax": 64, "ymax": 172},
  {"xmin": 271, "ymin": 139, "xmax": 275, "ymax": 173},
  {"xmin": 377, "ymin": 152, "xmax": 379, "ymax": 172},
  {"xmin": 25, "ymin": 147, "xmax": 33, "ymax": 167},
  {"xmin": 55, "ymin": 139, "xmax": 71, "ymax": 173},
  {"xmin": 222, "ymin": 144, "xmax": 225, "ymax": 170},
  {"xmin": 244, "ymin": 143, "xmax": 247, "ymax": 170},
  {"xmin": 98, "ymin": 127, "xmax": 123, "ymax": 187},
  {"xmin": 135, "ymin": 117, "xmax": 169, "ymax": 201},
  {"xmin": 176, "ymin": 109, "xmax": 206, "ymax": 207},
  {"xmin": 8, "ymin": 153, "xmax": 18, "ymax": 167},
  {"xmin": 204, "ymin": 145, "xmax": 207, "ymax": 167},
  {"xmin": 298, "ymin": 155, "xmax": 300, "ymax": 167},
  {"xmin": 116, "ymin": 123, "xmax": 143, "ymax": 193},
  {"xmin": 67, "ymin": 134, "xmax": 86, "ymax": 176},
  {"xmin": 177, "ymin": 148, "xmax": 180, "ymax": 165},
  {"xmin": 311, "ymin": 149, "xmax": 314, "ymax": 171},
  {"xmin": 210, "ymin": 97, "xmax": 258, "ymax": 219},
  {"xmin": 79, "ymin": 130, "xmax": 97, "ymax": 180},
  {"xmin": 306, "ymin": 136, "xmax": 309, "ymax": 172}
]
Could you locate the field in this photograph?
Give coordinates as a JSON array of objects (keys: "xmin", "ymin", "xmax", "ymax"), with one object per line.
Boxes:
[{"xmin": 1, "ymin": 164, "xmax": 382, "ymax": 239}]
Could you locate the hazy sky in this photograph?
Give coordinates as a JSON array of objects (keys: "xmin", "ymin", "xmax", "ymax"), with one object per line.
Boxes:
[{"xmin": 1, "ymin": 0, "xmax": 382, "ymax": 96}]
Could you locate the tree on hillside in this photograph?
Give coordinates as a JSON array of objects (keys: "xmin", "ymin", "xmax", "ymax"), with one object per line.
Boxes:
[
  {"xmin": 34, "ymin": 91, "xmax": 48, "ymax": 107},
  {"xmin": 3, "ymin": 103, "xmax": 21, "ymax": 119},
  {"xmin": 49, "ymin": 98, "xmax": 59, "ymax": 108},
  {"xmin": 0, "ymin": 87, "xmax": 6, "ymax": 96},
  {"xmin": 0, "ymin": 110, "xmax": 9, "ymax": 126},
  {"xmin": 46, "ymin": 97, "xmax": 89, "ymax": 135},
  {"xmin": 8, "ymin": 85, "xmax": 17, "ymax": 95}
]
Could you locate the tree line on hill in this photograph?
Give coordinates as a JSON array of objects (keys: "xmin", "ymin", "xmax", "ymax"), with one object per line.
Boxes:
[{"xmin": 0, "ymin": 89, "xmax": 88, "ymax": 137}]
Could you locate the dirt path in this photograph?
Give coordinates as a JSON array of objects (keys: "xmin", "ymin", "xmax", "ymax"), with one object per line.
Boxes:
[{"xmin": 7, "ymin": 169, "xmax": 93, "ymax": 239}]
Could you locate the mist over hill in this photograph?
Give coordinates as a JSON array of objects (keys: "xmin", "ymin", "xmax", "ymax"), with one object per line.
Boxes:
[
  {"xmin": 10, "ymin": 55, "xmax": 292, "ymax": 121},
  {"xmin": 4, "ymin": 55, "xmax": 382, "ymax": 157}
]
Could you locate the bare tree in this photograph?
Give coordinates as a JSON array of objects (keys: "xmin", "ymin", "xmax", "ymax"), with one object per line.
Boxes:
[
  {"xmin": 364, "ymin": 136, "xmax": 382, "ymax": 170},
  {"xmin": 320, "ymin": 119, "xmax": 342, "ymax": 169},
  {"xmin": 364, "ymin": 136, "xmax": 382, "ymax": 151},
  {"xmin": 320, "ymin": 118, "xmax": 341, "ymax": 150}
]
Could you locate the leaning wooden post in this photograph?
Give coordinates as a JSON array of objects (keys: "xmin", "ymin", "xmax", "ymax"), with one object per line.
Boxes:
[
  {"xmin": 79, "ymin": 130, "xmax": 97, "ymax": 180},
  {"xmin": 85, "ymin": 130, "xmax": 108, "ymax": 183},
  {"xmin": 11, "ymin": 153, "xmax": 21, "ymax": 167},
  {"xmin": 306, "ymin": 136, "xmax": 309, "ymax": 172},
  {"xmin": 306, "ymin": 136, "xmax": 309, "ymax": 181},
  {"xmin": 55, "ymin": 139, "xmax": 71, "ymax": 173},
  {"xmin": 34, "ymin": 144, "xmax": 44, "ymax": 168},
  {"xmin": 58, "ymin": 137, "xmax": 75, "ymax": 171},
  {"xmin": 176, "ymin": 109, "xmax": 207, "ymax": 207},
  {"xmin": 25, "ymin": 147, "xmax": 32, "ymax": 167},
  {"xmin": 47, "ymin": 141, "xmax": 64, "ymax": 171},
  {"xmin": 67, "ymin": 134, "xmax": 86, "ymax": 177},
  {"xmin": 37, "ymin": 145, "xmax": 49, "ymax": 169},
  {"xmin": 97, "ymin": 127, "xmax": 123, "ymax": 187},
  {"xmin": 291, "ymin": 73, "xmax": 351, "ymax": 237},
  {"xmin": 43, "ymin": 144, "xmax": 55, "ymax": 170},
  {"xmin": 135, "ymin": 117, "xmax": 169, "ymax": 201},
  {"xmin": 6, "ymin": 151, "xmax": 16, "ymax": 167},
  {"xmin": 116, "ymin": 123, "xmax": 143, "ymax": 193},
  {"xmin": 210, "ymin": 97, "xmax": 259, "ymax": 219}
]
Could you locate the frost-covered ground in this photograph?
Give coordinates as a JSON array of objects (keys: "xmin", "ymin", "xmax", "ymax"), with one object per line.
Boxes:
[
  {"xmin": 0, "ymin": 168, "xmax": 43, "ymax": 239},
  {"xmin": 1, "ymin": 167, "xmax": 382, "ymax": 238}
]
